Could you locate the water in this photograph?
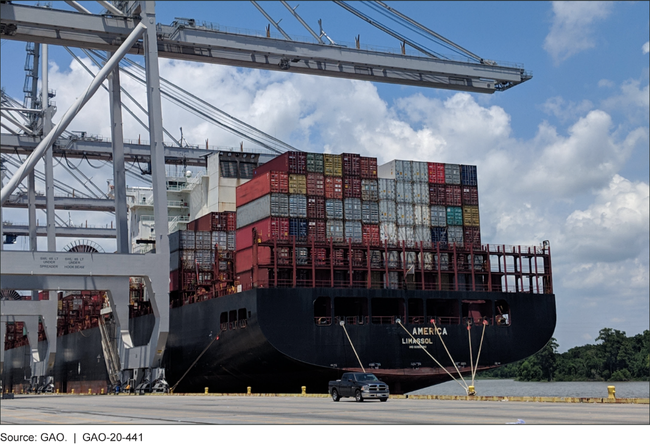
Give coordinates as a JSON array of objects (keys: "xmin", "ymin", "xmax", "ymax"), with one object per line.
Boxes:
[{"xmin": 408, "ymin": 379, "xmax": 650, "ymax": 399}]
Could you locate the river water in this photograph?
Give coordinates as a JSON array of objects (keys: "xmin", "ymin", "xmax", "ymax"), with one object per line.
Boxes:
[{"xmin": 408, "ymin": 379, "xmax": 650, "ymax": 399}]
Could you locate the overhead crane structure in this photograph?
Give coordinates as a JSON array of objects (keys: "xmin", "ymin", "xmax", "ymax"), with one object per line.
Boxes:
[{"xmin": 0, "ymin": 1, "xmax": 532, "ymax": 391}]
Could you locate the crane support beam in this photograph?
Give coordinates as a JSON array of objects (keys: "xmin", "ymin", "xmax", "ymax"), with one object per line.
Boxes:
[
  {"xmin": 1, "ymin": 134, "xmax": 219, "ymax": 167},
  {"xmin": 0, "ymin": 2, "xmax": 531, "ymax": 93},
  {"xmin": 2, "ymin": 224, "xmax": 116, "ymax": 238},
  {"xmin": 4, "ymin": 195, "xmax": 116, "ymax": 212}
]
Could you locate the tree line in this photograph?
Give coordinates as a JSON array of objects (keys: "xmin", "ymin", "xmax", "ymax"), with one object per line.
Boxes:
[{"xmin": 478, "ymin": 328, "xmax": 650, "ymax": 382}]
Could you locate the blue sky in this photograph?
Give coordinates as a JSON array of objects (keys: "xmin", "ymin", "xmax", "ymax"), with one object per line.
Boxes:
[{"xmin": 1, "ymin": 1, "xmax": 648, "ymax": 352}]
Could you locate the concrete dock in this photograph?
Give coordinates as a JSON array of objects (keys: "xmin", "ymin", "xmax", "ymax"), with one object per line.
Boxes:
[{"xmin": 2, "ymin": 393, "xmax": 648, "ymax": 425}]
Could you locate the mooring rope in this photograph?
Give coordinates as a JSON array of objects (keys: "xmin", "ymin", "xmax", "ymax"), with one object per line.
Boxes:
[
  {"xmin": 340, "ymin": 320, "xmax": 365, "ymax": 372},
  {"xmin": 467, "ymin": 321, "xmax": 474, "ymax": 386},
  {"xmin": 431, "ymin": 320, "xmax": 470, "ymax": 391},
  {"xmin": 170, "ymin": 329, "xmax": 223, "ymax": 393},
  {"xmin": 471, "ymin": 320, "xmax": 488, "ymax": 386},
  {"xmin": 396, "ymin": 320, "xmax": 468, "ymax": 392}
]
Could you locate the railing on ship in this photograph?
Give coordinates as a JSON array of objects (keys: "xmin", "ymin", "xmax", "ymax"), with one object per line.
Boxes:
[{"xmin": 243, "ymin": 239, "xmax": 553, "ymax": 295}]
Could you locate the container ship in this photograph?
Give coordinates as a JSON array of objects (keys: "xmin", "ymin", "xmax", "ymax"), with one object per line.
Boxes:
[{"xmin": 2, "ymin": 151, "xmax": 556, "ymax": 395}]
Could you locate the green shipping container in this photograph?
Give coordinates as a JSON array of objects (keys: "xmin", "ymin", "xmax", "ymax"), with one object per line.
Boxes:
[{"xmin": 446, "ymin": 206, "xmax": 463, "ymax": 226}]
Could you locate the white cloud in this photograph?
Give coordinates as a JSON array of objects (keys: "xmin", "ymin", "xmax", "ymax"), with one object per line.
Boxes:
[
  {"xmin": 564, "ymin": 175, "xmax": 650, "ymax": 262},
  {"xmin": 543, "ymin": 1, "xmax": 614, "ymax": 64},
  {"xmin": 600, "ymin": 78, "xmax": 650, "ymax": 125},
  {"xmin": 541, "ymin": 96, "xmax": 594, "ymax": 123},
  {"xmin": 643, "ymin": 42, "xmax": 649, "ymax": 54}
]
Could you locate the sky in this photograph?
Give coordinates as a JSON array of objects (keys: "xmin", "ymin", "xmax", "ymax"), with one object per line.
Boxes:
[{"xmin": 0, "ymin": 1, "xmax": 648, "ymax": 353}]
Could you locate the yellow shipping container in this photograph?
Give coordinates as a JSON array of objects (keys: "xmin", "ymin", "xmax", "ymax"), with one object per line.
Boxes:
[
  {"xmin": 463, "ymin": 206, "xmax": 480, "ymax": 227},
  {"xmin": 324, "ymin": 154, "xmax": 342, "ymax": 177},
  {"xmin": 289, "ymin": 174, "xmax": 307, "ymax": 195}
]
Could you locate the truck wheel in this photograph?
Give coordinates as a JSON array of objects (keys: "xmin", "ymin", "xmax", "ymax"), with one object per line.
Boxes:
[
  {"xmin": 331, "ymin": 389, "xmax": 340, "ymax": 402},
  {"xmin": 355, "ymin": 389, "xmax": 363, "ymax": 402},
  {"xmin": 380, "ymin": 397, "xmax": 388, "ymax": 402}
]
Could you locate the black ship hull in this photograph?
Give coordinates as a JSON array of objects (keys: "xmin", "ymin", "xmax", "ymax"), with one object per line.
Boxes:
[{"xmin": 3, "ymin": 288, "xmax": 556, "ymax": 395}]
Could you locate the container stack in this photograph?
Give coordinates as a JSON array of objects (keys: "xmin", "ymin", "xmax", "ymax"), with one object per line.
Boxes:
[
  {"xmin": 377, "ymin": 160, "xmax": 481, "ymax": 249},
  {"xmin": 169, "ymin": 211, "xmax": 237, "ymax": 294},
  {"xmin": 235, "ymin": 151, "xmax": 379, "ymax": 282}
]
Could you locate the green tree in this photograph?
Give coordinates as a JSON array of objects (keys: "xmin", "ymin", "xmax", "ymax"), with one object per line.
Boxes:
[{"xmin": 536, "ymin": 337, "xmax": 558, "ymax": 381}]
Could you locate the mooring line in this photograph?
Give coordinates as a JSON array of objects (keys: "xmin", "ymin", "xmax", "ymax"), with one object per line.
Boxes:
[
  {"xmin": 340, "ymin": 320, "xmax": 365, "ymax": 372},
  {"xmin": 396, "ymin": 320, "xmax": 468, "ymax": 392},
  {"xmin": 471, "ymin": 320, "xmax": 488, "ymax": 386},
  {"xmin": 467, "ymin": 321, "xmax": 474, "ymax": 386},
  {"xmin": 431, "ymin": 320, "xmax": 470, "ymax": 390}
]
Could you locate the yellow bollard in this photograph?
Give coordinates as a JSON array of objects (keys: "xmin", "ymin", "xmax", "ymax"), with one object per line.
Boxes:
[
  {"xmin": 467, "ymin": 386, "xmax": 476, "ymax": 396},
  {"xmin": 88, "ymin": 388, "xmax": 92, "ymax": 395},
  {"xmin": 247, "ymin": 386, "xmax": 252, "ymax": 395},
  {"xmin": 205, "ymin": 387, "xmax": 209, "ymax": 394},
  {"xmin": 71, "ymin": 388, "xmax": 74, "ymax": 394},
  {"xmin": 607, "ymin": 386, "xmax": 616, "ymax": 399},
  {"xmin": 301, "ymin": 386, "xmax": 306, "ymax": 395},
  {"xmin": 101, "ymin": 388, "xmax": 104, "ymax": 395}
]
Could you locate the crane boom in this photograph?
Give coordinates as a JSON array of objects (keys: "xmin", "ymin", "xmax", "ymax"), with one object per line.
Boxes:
[{"xmin": 0, "ymin": 2, "xmax": 531, "ymax": 93}]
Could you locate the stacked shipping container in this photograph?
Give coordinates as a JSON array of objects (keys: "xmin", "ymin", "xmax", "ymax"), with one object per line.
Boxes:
[
  {"xmin": 377, "ymin": 160, "xmax": 481, "ymax": 249},
  {"xmin": 169, "ymin": 211, "xmax": 237, "ymax": 294},
  {"xmin": 235, "ymin": 151, "xmax": 379, "ymax": 276}
]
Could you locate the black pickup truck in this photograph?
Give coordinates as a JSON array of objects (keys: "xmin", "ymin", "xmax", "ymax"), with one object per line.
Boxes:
[{"xmin": 328, "ymin": 372, "xmax": 389, "ymax": 402}]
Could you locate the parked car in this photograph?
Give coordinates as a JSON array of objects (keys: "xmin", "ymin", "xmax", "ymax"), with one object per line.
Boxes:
[{"xmin": 328, "ymin": 372, "xmax": 389, "ymax": 402}]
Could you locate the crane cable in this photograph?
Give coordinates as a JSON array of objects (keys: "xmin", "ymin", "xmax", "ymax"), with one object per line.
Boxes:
[
  {"xmin": 339, "ymin": 320, "xmax": 365, "ymax": 372},
  {"xmin": 396, "ymin": 320, "xmax": 468, "ymax": 392}
]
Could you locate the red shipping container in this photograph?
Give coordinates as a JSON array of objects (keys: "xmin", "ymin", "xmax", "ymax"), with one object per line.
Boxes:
[
  {"xmin": 213, "ymin": 212, "xmax": 237, "ymax": 231},
  {"xmin": 307, "ymin": 196, "xmax": 326, "ymax": 220},
  {"xmin": 463, "ymin": 227, "xmax": 482, "ymax": 249},
  {"xmin": 306, "ymin": 173, "xmax": 325, "ymax": 196},
  {"xmin": 237, "ymin": 269, "xmax": 270, "ymax": 290},
  {"xmin": 308, "ymin": 220, "xmax": 326, "ymax": 242},
  {"xmin": 188, "ymin": 213, "xmax": 211, "ymax": 231},
  {"xmin": 462, "ymin": 186, "xmax": 479, "ymax": 206},
  {"xmin": 325, "ymin": 176, "xmax": 343, "ymax": 199},
  {"xmin": 362, "ymin": 224, "xmax": 381, "ymax": 246},
  {"xmin": 236, "ymin": 217, "xmax": 290, "ymax": 250},
  {"xmin": 237, "ymin": 171, "xmax": 289, "ymax": 206},
  {"xmin": 277, "ymin": 247, "xmax": 292, "ymax": 266},
  {"xmin": 254, "ymin": 152, "xmax": 290, "ymax": 176},
  {"xmin": 332, "ymin": 249, "xmax": 345, "ymax": 266},
  {"xmin": 342, "ymin": 153, "xmax": 361, "ymax": 177},
  {"xmin": 313, "ymin": 248, "xmax": 328, "ymax": 266},
  {"xmin": 445, "ymin": 185, "xmax": 462, "ymax": 206},
  {"xmin": 236, "ymin": 246, "xmax": 272, "ymax": 273},
  {"xmin": 428, "ymin": 162, "xmax": 446, "ymax": 184},
  {"xmin": 429, "ymin": 184, "xmax": 446, "ymax": 205},
  {"xmin": 288, "ymin": 151, "xmax": 307, "ymax": 174},
  {"xmin": 360, "ymin": 156, "xmax": 378, "ymax": 179},
  {"xmin": 343, "ymin": 177, "xmax": 362, "ymax": 198}
]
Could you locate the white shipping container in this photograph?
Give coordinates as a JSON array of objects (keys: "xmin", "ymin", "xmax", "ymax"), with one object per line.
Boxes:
[
  {"xmin": 380, "ymin": 222, "xmax": 398, "ymax": 243},
  {"xmin": 422, "ymin": 252, "xmax": 435, "ymax": 270},
  {"xmin": 397, "ymin": 225, "xmax": 414, "ymax": 242},
  {"xmin": 411, "ymin": 161, "xmax": 429, "ymax": 183},
  {"xmin": 378, "ymin": 178, "xmax": 396, "ymax": 201},
  {"xmin": 412, "ymin": 182, "xmax": 429, "ymax": 205},
  {"xmin": 378, "ymin": 159, "xmax": 412, "ymax": 181},
  {"xmin": 396, "ymin": 203, "xmax": 414, "ymax": 226},
  {"xmin": 414, "ymin": 204, "xmax": 431, "ymax": 226},
  {"xmin": 379, "ymin": 200, "xmax": 396, "ymax": 222},
  {"xmin": 414, "ymin": 225, "xmax": 432, "ymax": 243},
  {"xmin": 396, "ymin": 181, "xmax": 413, "ymax": 203},
  {"xmin": 236, "ymin": 194, "xmax": 290, "ymax": 228}
]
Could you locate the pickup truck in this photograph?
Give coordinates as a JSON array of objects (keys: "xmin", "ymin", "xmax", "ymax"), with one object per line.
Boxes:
[{"xmin": 328, "ymin": 372, "xmax": 389, "ymax": 402}]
